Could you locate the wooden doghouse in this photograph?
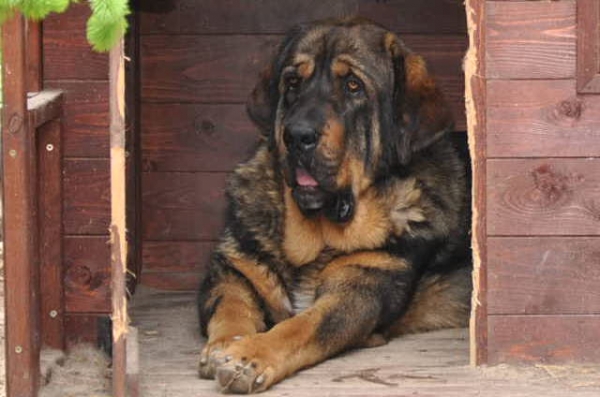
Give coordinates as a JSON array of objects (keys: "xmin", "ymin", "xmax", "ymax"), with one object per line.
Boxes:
[{"xmin": 2, "ymin": 1, "xmax": 600, "ymax": 396}]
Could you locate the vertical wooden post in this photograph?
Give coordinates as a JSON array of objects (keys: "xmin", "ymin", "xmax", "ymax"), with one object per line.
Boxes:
[
  {"xmin": 465, "ymin": 0, "xmax": 487, "ymax": 365},
  {"xmin": 26, "ymin": 20, "xmax": 43, "ymax": 93},
  {"xmin": 38, "ymin": 119, "xmax": 65, "ymax": 350},
  {"xmin": 109, "ymin": 39, "xmax": 128, "ymax": 397},
  {"xmin": 1, "ymin": 13, "xmax": 41, "ymax": 397}
]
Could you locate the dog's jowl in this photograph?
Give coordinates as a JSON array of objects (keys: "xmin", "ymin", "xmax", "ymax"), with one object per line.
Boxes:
[{"xmin": 197, "ymin": 17, "xmax": 471, "ymax": 393}]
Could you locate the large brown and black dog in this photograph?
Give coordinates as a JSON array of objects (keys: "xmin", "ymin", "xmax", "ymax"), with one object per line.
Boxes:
[{"xmin": 198, "ymin": 17, "xmax": 471, "ymax": 393}]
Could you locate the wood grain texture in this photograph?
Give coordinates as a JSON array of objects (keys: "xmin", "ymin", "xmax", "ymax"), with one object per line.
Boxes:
[
  {"xmin": 465, "ymin": 0, "xmax": 487, "ymax": 366},
  {"xmin": 131, "ymin": 288, "xmax": 600, "ymax": 395},
  {"xmin": 487, "ymin": 159, "xmax": 600, "ymax": 236},
  {"xmin": 27, "ymin": 90, "xmax": 63, "ymax": 129},
  {"xmin": 63, "ymin": 159, "xmax": 111, "ymax": 235},
  {"xmin": 140, "ymin": 34, "xmax": 280, "ymax": 103},
  {"xmin": 141, "ymin": 104, "xmax": 260, "ymax": 172},
  {"xmin": 43, "ymin": 32, "xmax": 108, "ymax": 81},
  {"xmin": 38, "ymin": 120, "xmax": 65, "ymax": 349},
  {"xmin": 139, "ymin": 0, "xmax": 468, "ymax": 35},
  {"xmin": 1, "ymin": 14, "xmax": 41, "ymax": 397},
  {"xmin": 487, "ymin": 80, "xmax": 600, "ymax": 158},
  {"xmin": 64, "ymin": 236, "xmax": 111, "ymax": 313},
  {"xmin": 488, "ymin": 315, "xmax": 600, "ymax": 364},
  {"xmin": 45, "ymin": 81, "xmax": 110, "ymax": 158},
  {"xmin": 486, "ymin": 1, "xmax": 576, "ymax": 79},
  {"xmin": 142, "ymin": 241, "xmax": 215, "ymax": 273},
  {"xmin": 141, "ymin": 272, "xmax": 202, "ymax": 291},
  {"xmin": 358, "ymin": 0, "xmax": 467, "ymax": 34},
  {"xmin": 26, "ymin": 20, "xmax": 42, "ymax": 92},
  {"xmin": 64, "ymin": 315, "xmax": 98, "ymax": 348},
  {"xmin": 142, "ymin": 172, "xmax": 228, "ymax": 240},
  {"xmin": 488, "ymin": 237, "xmax": 600, "ymax": 315},
  {"xmin": 142, "ymin": 0, "xmax": 355, "ymax": 35},
  {"xmin": 140, "ymin": 34, "xmax": 466, "ymax": 113}
]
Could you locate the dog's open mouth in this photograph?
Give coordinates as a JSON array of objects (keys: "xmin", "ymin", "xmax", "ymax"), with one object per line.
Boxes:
[{"xmin": 295, "ymin": 168, "xmax": 319, "ymax": 188}]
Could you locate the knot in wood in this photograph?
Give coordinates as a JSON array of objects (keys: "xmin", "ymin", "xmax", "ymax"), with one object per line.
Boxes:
[
  {"xmin": 557, "ymin": 98, "xmax": 583, "ymax": 120},
  {"xmin": 7, "ymin": 113, "xmax": 24, "ymax": 134},
  {"xmin": 194, "ymin": 117, "xmax": 216, "ymax": 136},
  {"xmin": 67, "ymin": 265, "xmax": 92, "ymax": 286}
]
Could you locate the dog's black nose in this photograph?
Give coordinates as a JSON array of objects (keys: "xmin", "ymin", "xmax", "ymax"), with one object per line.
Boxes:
[{"xmin": 283, "ymin": 123, "xmax": 318, "ymax": 152}]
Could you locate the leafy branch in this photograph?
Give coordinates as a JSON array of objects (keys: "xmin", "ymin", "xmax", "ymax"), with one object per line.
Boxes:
[{"xmin": 0, "ymin": 0, "xmax": 130, "ymax": 51}]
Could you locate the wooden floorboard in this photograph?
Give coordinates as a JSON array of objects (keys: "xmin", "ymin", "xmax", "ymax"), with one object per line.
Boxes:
[{"xmin": 130, "ymin": 287, "xmax": 600, "ymax": 397}]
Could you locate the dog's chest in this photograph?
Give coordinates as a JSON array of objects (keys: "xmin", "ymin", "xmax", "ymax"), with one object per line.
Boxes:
[{"xmin": 289, "ymin": 254, "xmax": 331, "ymax": 314}]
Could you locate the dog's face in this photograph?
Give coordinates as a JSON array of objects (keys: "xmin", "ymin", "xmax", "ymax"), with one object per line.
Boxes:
[{"xmin": 247, "ymin": 18, "xmax": 453, "ymax": 222}]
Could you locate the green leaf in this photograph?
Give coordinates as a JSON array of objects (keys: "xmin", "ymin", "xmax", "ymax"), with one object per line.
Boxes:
[{"xmin": 86, "ymin": 0, "xmax": 130, "ymax": 52}]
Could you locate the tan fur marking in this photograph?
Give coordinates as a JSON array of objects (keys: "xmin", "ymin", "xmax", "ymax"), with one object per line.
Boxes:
[
  {"xmin": 322, "ymin": 188, "xmax": 390, "ymax": 252},
  {"xmin": 321, "ymin": 252, "xmax": 408, "ymax": 280},
  {"xmin": 218, "ymin": 295, "xmax": 340, "ymax": 387},
  {"xmin": 331, "ymin": 59, "xmax": 350, "ymax": 77},
  {"xmin": 321, "ymin": 114, "xmax": 345, "ymax": 157},
  {"xmin": 283, "ymin": 188, "xmax": 325, "ymax": 266},
  {"xmin": 388, "ymin": 178, "xmax": 426, "ymax": 236},
  {"xmin": 206, "ymin": 276, "xmax": 266, "ymax": 344},
  {"xmin": 229, "ymin": 257, "xmax": 293, "ymax": 322}
]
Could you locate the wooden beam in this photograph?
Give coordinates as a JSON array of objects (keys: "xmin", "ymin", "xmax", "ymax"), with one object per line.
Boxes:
[
  {"xmin": 27, "ymin": 90, "xmax": 63, "ymax": 129},
  {"xmin": 26, "ymin": 20, "xmax": 43, "ymax": 92},
  {"xmin": 1, "ymin": 13, "xmax": 41, "ymax": 397},
  {"xmin": 109, "ymin": 39, "xmax": 128, "ymax": 397},
  {"xmin": 465, "ymin": 0, "xmax": 487, "ymax": 366},
  {"xmin": 577, "ymin": 0, "xmax": 600, "ymax": 93},
  {"xmin": 38, "ymin": 119, "xmax": 65, "ymax": 350}
]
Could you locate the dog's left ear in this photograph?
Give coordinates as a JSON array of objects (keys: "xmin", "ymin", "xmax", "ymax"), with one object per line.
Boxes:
[
  {"xmin": 246, "ymin": 64, "xmax": 278, "ymax": 139},
  {"xmin": 385, "ymin": 33, "xmax": 454, "ymax": 164}
]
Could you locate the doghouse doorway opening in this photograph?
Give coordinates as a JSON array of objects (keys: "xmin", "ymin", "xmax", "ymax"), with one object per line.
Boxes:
[{"xmin": 128, "ymin": 0, "xmax": 476, "ymax": 395}]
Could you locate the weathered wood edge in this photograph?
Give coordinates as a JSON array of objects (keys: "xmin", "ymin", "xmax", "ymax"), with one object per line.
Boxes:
[
  {"xmin": 110, "ymin": 39, "xmax": 128, "ymax": 397},
  {"xmin": 465, "ymin": 0, "xmax": 487, "ymax": 366}
]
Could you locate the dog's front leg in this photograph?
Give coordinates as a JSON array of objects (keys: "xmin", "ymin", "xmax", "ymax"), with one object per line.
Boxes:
[{"xmin": 212, "ymin": 251, "xmax": 415, "ymax": 393}]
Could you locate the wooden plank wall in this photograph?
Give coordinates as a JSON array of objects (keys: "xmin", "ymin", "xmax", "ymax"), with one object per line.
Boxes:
[
  {"xmin": 43, "ymin": 4, "xmax": 112, "ymax": 344},
  {"xmin": 482, "ymin": 0, "xmax": 600, "ymax": 364},
  {"xmin": 138, "ymin": 0, "xmax": 468, "ymax": 290}
]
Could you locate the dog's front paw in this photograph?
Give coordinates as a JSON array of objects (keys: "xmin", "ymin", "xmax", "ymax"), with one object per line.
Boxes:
[
  {"xmin": 212, "ymin": 334, "xmax": 281, "ymax": 393},
  {"xmin": 198, "ymin": 335, "xmax": 245, "ymax": 379}
]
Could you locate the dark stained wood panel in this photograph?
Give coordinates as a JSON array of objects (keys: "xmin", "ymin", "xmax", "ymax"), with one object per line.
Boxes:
[
  {"xmin": 488, "ymin": 237, "xmax": 600, "ymax": 315},
  {"xmin": 141, "ymin": 104, "xmax": 260, "ymax": 172},
  {"xmin": 486, "ymin": 1, "xmax": 576, "ymax": 79},
  {"xmin": 43, "ymin": 2, "xmax": 92, "ymax": 33},
  {"xmin": 359, "ymin": 0, "xmax": 467, "ymax": 34},
  {"xmin": 141, "ymin": 35, "xmax": 279, "ymax": 103},
  {"xmin": 142, "ymin": 172, "xmax": 228, "ymax": 240},
  {"xmin": 140, "ymin": 0, "xmax": 467, "ymax": 35},
  {"xmin": 43, "ymin": 3, "xmax": 108, "ymax": 81},
  {"xmin": 488, "ymin": 315, "xmax": 600, "ymax": 364},
  {"xmin": 142, "ymin": 272, "xmax": 201, "ymax": 291},
  {"xmin": 487, "ymin": 80, "xmax": 600, "ymax": 158},
  {"xmin": 45, "ymin": 81, "xmax": 110, "ymax": 158},
  {"xmin": 143, "ymin": 0, "xmax": 355, "ymax": 35},
  {"xmin": 64, "ymin": 315, "xmax": 98, "ymax": 347},
  {"xmin": 140, "ymin": 34, "xmax": 466, "ymax": 129},
  {"xmin": 576, "ymin": 0, "xmax": 600, "ymax": 93},
  {"xmin": 142, "ymin": 241, "xmax": 215, "ymax": 272},
  {"xmin": 64, "ymin": 236, "xmax": 111, "ymax": 313},
  {"xmin": 487, "ymin": 159, "xmax": 600, "ymax": 236},
  {"xmin": 63, "ymin": 159, "xmax": 111, "ymax": 235}
]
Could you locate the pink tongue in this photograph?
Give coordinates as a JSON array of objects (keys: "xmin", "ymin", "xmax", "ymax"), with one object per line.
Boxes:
[{"xmin": 296, "ymin": 168, "xmax": 319, "ymax": 187}]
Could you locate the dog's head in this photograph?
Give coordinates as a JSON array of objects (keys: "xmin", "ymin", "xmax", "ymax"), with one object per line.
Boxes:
[{"xmin": 247, "ymin": 18, "xmax": 453, "ymax": 223}]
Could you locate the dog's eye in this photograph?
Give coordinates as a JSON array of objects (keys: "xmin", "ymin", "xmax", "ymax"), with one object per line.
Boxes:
[
  {"xmin": 285, "ymin": 75, "xmax": 301, "ymax": 91},
  {"xmin": 344, "ymin": 76, "xmax": 364, "ymax": 95}
]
